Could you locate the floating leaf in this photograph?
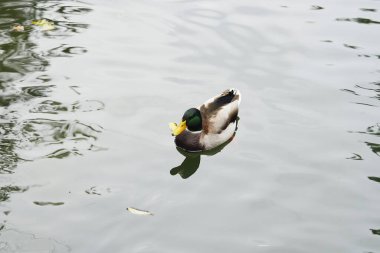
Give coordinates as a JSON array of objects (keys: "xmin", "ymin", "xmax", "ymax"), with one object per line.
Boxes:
[
  {"xmin": 32, "ymin": 19, "xmax": 55, "ymax": 31},
  {"xmin": 11, "ymin": 24, "xmax": 24, "ymax": 32},
  {"xmin": 126, "ymin": 207, "xmax": 153, "ymax": 216}
]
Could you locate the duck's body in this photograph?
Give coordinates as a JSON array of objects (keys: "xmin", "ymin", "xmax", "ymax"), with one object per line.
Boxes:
[{"xmin": 170, "ymin": 88, "xmax": 241, "ymax": 152}]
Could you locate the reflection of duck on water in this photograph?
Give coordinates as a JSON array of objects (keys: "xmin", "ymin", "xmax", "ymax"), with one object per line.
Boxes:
[
  {"xmin": 170, "ymin": 136, "xmax": 235, "ymax": 179},
  {"xmin": 169, "ymin": 88, "xmax": 241, "ymax": 179}
]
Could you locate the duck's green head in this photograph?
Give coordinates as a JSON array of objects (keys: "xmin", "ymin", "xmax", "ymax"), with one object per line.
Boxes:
[{"xmin": 169, "ymin": 108, "xmax": 202, "ymax": 136}]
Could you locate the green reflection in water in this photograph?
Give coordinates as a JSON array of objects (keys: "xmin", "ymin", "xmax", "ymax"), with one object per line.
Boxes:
[
  {"xmin": 368, "ymin": 176, "xmax": 380, "ymax": 183},
  {"xmin": 0, "ymin": 0, "xmax": 100, "ymax": 175},
  {"xmin": 33, "ymin": 201, "xmax": 64, "ymax": 206},
  {"xmin": 362, "ymin": 125, "xmax": 380, "ymax": 157},
  {"xmin": 336, "ymin": 17, "xmax": 380, "ymax": 24},
  {"xmin": 311, "ymin": 5, "xmax": 324, "ymax": 10},
  {"xmin": 365, "ymin": 124, "xmax": 380, "ymax": 136},
  {"xmin": 45, "ymin": 148, "xmax": 79, "ymax": 159},
  {"xmin": 0, "ymin": 2, "xmax": 98, "ymax": 242},
  {"xmin": 171, "ymin": 136, "xmax": 235, "ymax": 179},
  {"xmin": 0, "ymin": 185, "xmax": 28, "ymax": 202},
  {"xmin": 360, "ymin": 8, "xmax": 377, "ymax": 12},
  {"xmin": 344, "ymin": 82, "xmax": 380, "ymax": 160},
  {"xmin": 30, "ymin": 99, "xmax": 105, "ymax": 114},
  {"xmin": 366, "ymin": 142, "xmax": 380, "ymax": 157},
  {"xmin": 346, "ymin": 153, "xmax": 363, "ymax": 160}
]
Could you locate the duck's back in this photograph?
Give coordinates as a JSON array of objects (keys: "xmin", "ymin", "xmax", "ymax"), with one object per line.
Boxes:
[{"xmin": 199, "ymin": 89, "xmax": 241, "ymax": 150}]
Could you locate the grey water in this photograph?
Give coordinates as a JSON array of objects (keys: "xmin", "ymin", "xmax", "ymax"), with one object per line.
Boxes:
[{"xmin": 0, "ymin": 0, "xmax": 380, "ymax": 252}]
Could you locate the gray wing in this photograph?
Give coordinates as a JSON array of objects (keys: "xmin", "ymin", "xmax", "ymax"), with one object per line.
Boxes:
[{"xmin": 200, "ymin": 89, "xmax": 240, "ymax": 134}]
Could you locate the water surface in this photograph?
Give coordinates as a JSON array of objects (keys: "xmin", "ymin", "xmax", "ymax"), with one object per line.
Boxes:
[{"xmin": 1, "ymin": 0, "xmax": 380, "ymax": 252}]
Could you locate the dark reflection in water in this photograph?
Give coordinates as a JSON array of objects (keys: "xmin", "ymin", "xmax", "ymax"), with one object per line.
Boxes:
[
  {"xmin": 0, "ymin": 122, "xmax": 21, "ymax": 173},
  {"xmin": 0, "ymin": 0, "xmax": 99, "ymax": 175},
  {"xmin": 348, "ymin": 124, "xmax": 380, "ymax": 159},
  {"xmin": 336, "ymin": 17, "xmax": 380, "ymax": 25},
  {"xmin": 33, "ymin": 201, "xmax": 64, "ymax": 206},
  {"xmin": 311, "ymin": 5, "xmax": 324, "ymax": 11},
  {"xmin": 360, "ymin": 8, "xmax": 377, "ymax": 12},
  {"xmin": 30, "ymin": 99, "xmax": 105, "ymax": 114},
  {"xmin": 356, "ymin": 124, "xmax": 380, "ymax": 136},
  {"xmin": 346, "ymin": 153, "xmax": 363, "ymax": 160},
  {"xmin": 0, "ymin": 1, "xmax": 99, "ymax": 242},
  {"xmin": 357, "ymin": 54, "xmax": 380, "ymax": 59},
  {"xmin": 366, "ymin": 142, "xmax": 380, "ymax": 157},
  {"xmin": 57, "ymin": 5, "xmax": 92, "ymax": 15},
  {"xmin": 12, "ymin": 118, "xmax": 103, "ymax": 160},
  {"xmin": 368, "ymin": 177, "xmax": 380, "ymax": 183},
  {"xmin": 0, "ymin": 185, "xmax": 28, "ymax": 202},
  {"xmin": 46, "ymin": 44, "xmax": 88, "ymax": 57},
  {"xmin": 341, "ymin": 82, "xmax": 379, "ymax": 107},
  {"xmin": 171, "ymin": 136, "xmax": 234, "ymax": 179},
  {"xmin": 364, "ymin": 124, "xmax": 380, "ymax": 156},
  {"xmin": 356, "ymin": 124, "xmax": 380, "ymax": 157},
  {"xmin": 343, "ymin": 43, "xmax": 359, "ymax": 50}
]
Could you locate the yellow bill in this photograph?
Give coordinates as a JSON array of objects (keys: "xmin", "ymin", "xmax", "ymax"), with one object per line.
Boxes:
[{"xmin": 169, "ymin": 120, "xmax": 186, "ymax": 136}]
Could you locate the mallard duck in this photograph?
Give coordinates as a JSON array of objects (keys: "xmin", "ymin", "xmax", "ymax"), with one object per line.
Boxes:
[{"xmin": 169, "ymin": 88, "xmax": 241, "ymax": 152}]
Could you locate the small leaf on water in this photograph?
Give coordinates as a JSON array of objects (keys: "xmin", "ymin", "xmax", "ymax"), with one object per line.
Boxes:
[
  {"xmin": 126, "ymin": 207, "xmax": 153, "ymax": 216},
  {"xmin": 11, "ymin": 24, "xmax": 24, "ymax": 32},
  {"xmin": 32, "ymin": 19, "xmax": 55, "ymax": 31}
]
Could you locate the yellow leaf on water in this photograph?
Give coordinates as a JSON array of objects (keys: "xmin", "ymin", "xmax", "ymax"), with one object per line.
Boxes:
[
  {"xmin": 126, "ymin": 207, "xmax": 153, "ymax": 216},
  {"xmin": 32, "ymin": 19, "xmax": 55, "ymax": 31},
  {"xmin": 32, "ymin": 19, "xmax": 49, "ymax": 26}
]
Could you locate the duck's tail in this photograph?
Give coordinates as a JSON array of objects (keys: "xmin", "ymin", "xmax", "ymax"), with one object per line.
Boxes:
[{"xmin": 213, "ymin": 88, "xmax": 241, "ymax": 107}]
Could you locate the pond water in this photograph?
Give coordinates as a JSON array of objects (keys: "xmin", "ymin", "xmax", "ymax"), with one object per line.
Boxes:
[{"xmin": 0, "ymin": 0, "xmax": 380, "ymax": 252}]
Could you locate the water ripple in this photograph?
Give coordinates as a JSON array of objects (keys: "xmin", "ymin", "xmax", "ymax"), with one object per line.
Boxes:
[
  {"xmin": 45, "ymin": 44, "xmax": 88, "ymax": 57},
  {"xmin": 57, "ymin": 5, "xmax": 93, "ymax": 15},
  {"xmin": 0, "ymin": 0, "xmax": 103, "ymax": 177},
  {"xmin": 360, "ymin": 8, "xmax": 376, "ymax": 12},
  {"xmin": 341, "ymin": 82, "xmax": 380, "ymax": 107},
  {"xmin": 0, "ymin": 229, "xmax": 70, "ymax": 253},
  {"xmin": 336, "ymin": 17, "xmax": 380, "ymax": 25},
  {"xmin": 0, "ymin": 185, "xmax": 28, "ymax": 202},
  {"xmin": 30, "ymin": 100, "xmax": 104, "ymax": 114},
  {"xmin": 21, "ymin": 84, "xmax": 55, "ymax": 97}
]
